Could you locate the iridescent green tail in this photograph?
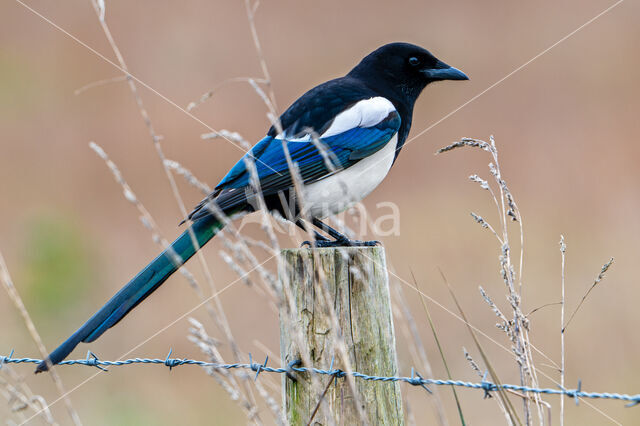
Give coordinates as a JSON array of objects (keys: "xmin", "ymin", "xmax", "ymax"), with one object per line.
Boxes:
[{"xmin": 36, "ymin": 215, "xmax": 224, "ymax": 373}]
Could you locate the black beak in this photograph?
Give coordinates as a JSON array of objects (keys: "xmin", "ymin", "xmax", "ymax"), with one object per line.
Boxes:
[{"xmin": 422, "ymin": 60, "xmax": 469, "ymax": 81}]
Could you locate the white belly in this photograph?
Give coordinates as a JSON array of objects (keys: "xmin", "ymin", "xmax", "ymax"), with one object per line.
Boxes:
[{"xmin": 303, "ymin": 135, "xmax": 398, "ymax": 218}]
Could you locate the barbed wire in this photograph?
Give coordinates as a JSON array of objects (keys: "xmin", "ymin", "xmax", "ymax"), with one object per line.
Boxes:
[{"xmin": 2, "ymin": 350, "xmax": 638, "ymax": 407}]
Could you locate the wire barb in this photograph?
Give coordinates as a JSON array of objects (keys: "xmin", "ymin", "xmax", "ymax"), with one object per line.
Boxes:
[
  {"xmin": 164, "ymin": 349, "xmax": 185, "ymax": 370},
  {"xmin": 248, "ymin": 353, "xmax": 269, "ymax": 381},
  {"xmin": 85, "ymin": 351, "xmax": 107, "ymax": 372},
  {"xmin": 480, "ymin": 370, "xmax": 494, "ymax": 399},
  {"xmin": 408, "ymin": 367, "xmax": 432, "ymax": 394},
  {"xmin": 0, "ymin": 349, "xmax": 13, "ymax": 370}
]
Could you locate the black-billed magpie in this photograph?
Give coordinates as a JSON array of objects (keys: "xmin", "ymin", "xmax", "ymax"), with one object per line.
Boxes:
[{"xmin": 37, "ymin": 42, "xmax": 467, "ymax": 372}]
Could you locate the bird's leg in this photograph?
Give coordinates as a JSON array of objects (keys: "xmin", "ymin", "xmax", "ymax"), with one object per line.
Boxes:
[
  {"xmin": 296, "ymin": 219, "xmax": 330, "ymax": 247},
  {"xmin": 309, "ymin": 218, "xmax": 380, "ymax": 247}
]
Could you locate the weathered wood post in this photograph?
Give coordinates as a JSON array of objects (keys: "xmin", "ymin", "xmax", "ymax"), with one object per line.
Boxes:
[{"xmin": 279, "ymin": 247, "xmax": 404, "ymax": 425}]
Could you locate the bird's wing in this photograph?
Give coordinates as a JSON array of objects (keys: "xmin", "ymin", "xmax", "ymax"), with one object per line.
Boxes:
[
  {"xmin": 188, "ymin": 86, "xmax": 400, "ymax": 221},
  {"xmin": 220, "ymin": 110, "xmax": 399, "ymax": 189}
]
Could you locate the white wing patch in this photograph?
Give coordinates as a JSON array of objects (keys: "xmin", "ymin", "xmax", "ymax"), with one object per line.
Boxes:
[
  {"xmin": 321, "ymin": 97, "xmax": 396, "ymax": 138},
  {"xmin": 275, "ymin": 96, "xmax": 396, "ymax": 141},
  {"xmin": 274, "ymin": 133, "xmax": 311, "ymax": 142}
]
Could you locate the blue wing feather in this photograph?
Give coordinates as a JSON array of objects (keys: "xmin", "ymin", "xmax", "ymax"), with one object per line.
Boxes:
[{"xmin": 216, "ymin": 112, "xmax": 400, "ymax": 192}]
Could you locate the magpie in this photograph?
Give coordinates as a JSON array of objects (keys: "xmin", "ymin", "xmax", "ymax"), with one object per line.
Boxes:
[{"xmin": 36, "ymin": 42, "xmax": 467, "ymax": 372}]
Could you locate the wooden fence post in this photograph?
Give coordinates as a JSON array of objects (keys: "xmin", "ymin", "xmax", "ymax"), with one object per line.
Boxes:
[{"xmin": 279, "ymin": 247, "xmax": 404, "ymax": 425}]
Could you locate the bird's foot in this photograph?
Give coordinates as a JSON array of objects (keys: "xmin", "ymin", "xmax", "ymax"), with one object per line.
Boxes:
[{"xmin": 301, "ymin": 238, "xmax": 381, "ymax": 248}]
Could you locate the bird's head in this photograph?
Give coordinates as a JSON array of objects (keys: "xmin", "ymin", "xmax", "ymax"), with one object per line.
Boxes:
[{"xmin": 348, "ymin": 42, "xmax": 468, "ymax": 103}]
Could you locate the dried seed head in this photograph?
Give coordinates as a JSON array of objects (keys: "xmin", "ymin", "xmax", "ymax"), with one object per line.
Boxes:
[
  {"xmin": 471, "ymin": 212, "xmax": 489, "ymax": 228},
  {"xmin": 436, "ymin": 138, "xmax": 493, "ymax": 154},
  {"xmin": 469, "ymin": 174, "xmax": 490, "ymax": 190}
]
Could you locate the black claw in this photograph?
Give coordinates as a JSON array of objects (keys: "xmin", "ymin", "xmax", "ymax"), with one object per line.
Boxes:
[
  {"xmin": 303, "ymin": 238, "xmax": 381, "ymax": 248},
  {"xmin": 349, "ymin": 239, "xmax": 381, "ymax": 247},
  {"xmin": 299, "ymin": 218, "xmax": 381, "ymax": 248}
]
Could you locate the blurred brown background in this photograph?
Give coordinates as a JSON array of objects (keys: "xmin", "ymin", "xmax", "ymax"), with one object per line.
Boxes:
[{"xmin": 1, "ymin": 0, "xmax": 639, "ymax": 424}]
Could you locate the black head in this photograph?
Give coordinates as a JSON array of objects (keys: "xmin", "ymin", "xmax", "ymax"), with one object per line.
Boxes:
[{"xmin": 347, "ymin": 42, "xmax": 468, "ymax": 104}]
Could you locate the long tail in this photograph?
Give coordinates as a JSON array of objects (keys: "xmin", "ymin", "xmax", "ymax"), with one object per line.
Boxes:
[{"xmin": 36, "ymin": 215, "xmax": 224, "ymax": 373}]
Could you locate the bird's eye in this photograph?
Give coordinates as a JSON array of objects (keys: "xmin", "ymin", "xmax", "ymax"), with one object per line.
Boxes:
[{"xmin": 408, "ymin": 57, "xmax": 420, "ymax": 66}]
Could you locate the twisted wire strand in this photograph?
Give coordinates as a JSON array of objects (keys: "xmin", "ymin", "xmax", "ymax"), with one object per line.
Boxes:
[{"xmin": 2, "ymin": 350, "xmax": 638, "ymax": 407}]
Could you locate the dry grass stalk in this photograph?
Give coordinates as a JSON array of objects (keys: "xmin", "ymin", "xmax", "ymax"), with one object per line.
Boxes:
[
  {"xmin": 187, "ymin": 8, "xmax": 370, "ymax": 421},
  {"xmin": 254, "ymin": 86, "xmax": 371, "ymax": 425},
  {"xmin": 559, "ymin": 236, "xmax": 566, "ymax": 426},
  {"xmin": 257, "ymin": 109, "xmax": 373, "ymax": 424},
  {"xmin": 164, "ymin": 159, "xmax": 213, "ymax": 194},
  {"xmin": 86, "ymin": 0, "xmax": 274, "ymax": 419},
  {"xmin": 188, "ymin": 318, "xmax": 284, "ymax": 425},
  {"xmin": 0, "ymin": 251, "xmax": 81, "ymax": 425},
  {"xmin": 563, "ymin": 257, "xmax": 614, "ymax": 333},
  {"xmin": 201, "ymin": 129, "xmax": 253, "ymax": 151},
  {"xmin": 219, "ymin": 97, "xmax": 345, "ymax": 423},
  {"xmin": 89, "ymin": 142, "xmax": 231, "ymax": 329},
  {"xmin": 73, "ymin": 75, "xmax": 127, "ymax": 95},
  {"xmin": 392, "ymin": 283, "xmax": 448, "ymax": 425},
  {"xmin": 1, "ymin": 365, "xmax": 57, "ymax": 425},
  {"xmin": 463, "ymin": 347, "xmax": 510, "ymax": 418},
  {"xmin": 441, "ymin": 270, "xmax": 522, "ymax": 425},
  {"xmin": 437, "ymin": 137, "xmax": 622, "ymax": 424},
  {"xmin": 410, "ymin": 275, "xmax": 465, "ymax": 425},
  {"xmin": 187, "ymin": 77, "xmax": 268, "ymax": 113},
  {"xmin": 244, "ymin": 0, "xmax": 278, "ymax": 112},
  {"xmin": 91, "ymin": 142, "xmax": 295, "ymax": 421},
  {"xmin": 438, "ymin": 137, "xmax": 542, "ymax": 424}
]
